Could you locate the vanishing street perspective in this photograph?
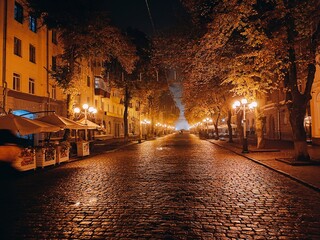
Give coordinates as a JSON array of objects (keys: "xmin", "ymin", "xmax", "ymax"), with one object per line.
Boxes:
[
  {"xmin": 1, "ymin": 134, "xmax": 320, "ymax": 239},
  {"xmin": 1, "ymin": 0, "xmax": 320, "ymax": 239}
]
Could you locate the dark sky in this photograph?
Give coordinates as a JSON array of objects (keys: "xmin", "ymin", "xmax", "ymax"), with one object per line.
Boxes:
[{"xmin": 108, "ymin": 0, "xmax": 185, "ymax": 35}]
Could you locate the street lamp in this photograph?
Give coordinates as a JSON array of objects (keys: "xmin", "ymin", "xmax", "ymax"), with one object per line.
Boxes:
[
  {"xmin": 203, "ymin": 117, "xmax": 212, "ymax": 136},
  {"xmin": 73, "ymin": 104, "xmax": 97, "ymax": 140},
  {"xmin": 74, "ymin": 104, "xmax": 97, "ymax": 125},
  {"xmin": 233, "ymin": 99, "xmax": 257, "ymax": 153}
]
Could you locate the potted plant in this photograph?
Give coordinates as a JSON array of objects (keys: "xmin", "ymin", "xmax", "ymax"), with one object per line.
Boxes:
[
  {"xmin": 76, "ymin": 139, "xmax": 90, "ymax": 157},
  {"xmin": 56, "ymin": 141, "xmax": 70, "ymax": 164},
  {"xmin": 35, "ymin": 143, "xmax": 56, "ymax": 168},
  {"xmin": 13, "ymin": 147, "xmax": 36, "ymax": 171}
]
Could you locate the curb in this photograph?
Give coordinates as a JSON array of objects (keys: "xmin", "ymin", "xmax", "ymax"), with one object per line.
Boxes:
[{"xmin": 208, "ymin": 140, "xmax": 320, "ymax": 193}]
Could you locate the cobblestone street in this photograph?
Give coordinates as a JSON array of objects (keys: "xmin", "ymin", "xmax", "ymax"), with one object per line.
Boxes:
[{"xmin": 1, "ymin": 133, "xmax": 320, "ymax": 239}]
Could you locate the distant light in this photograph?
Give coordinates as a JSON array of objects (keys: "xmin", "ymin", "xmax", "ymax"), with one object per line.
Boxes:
[{"xmin": 175, "ymin": 120, "xmax": 189, "ymax": 130}]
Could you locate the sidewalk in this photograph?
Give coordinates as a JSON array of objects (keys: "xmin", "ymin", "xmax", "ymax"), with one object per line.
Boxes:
[{"xmin": 207, "ymin": 138, "xmax": 320, "ymax": 192}]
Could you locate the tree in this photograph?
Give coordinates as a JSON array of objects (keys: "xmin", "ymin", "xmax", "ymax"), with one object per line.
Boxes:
[
  {"xmin": 181, "ymin": 0, "xmax": 320, "ymax": 160},
  {"xmin": 105, "ymin": 29, "xmax": 174, "ymax": 141},
  {"xmin": 235, "ymin": 0, "xmax": 320, "ymax": 160}
]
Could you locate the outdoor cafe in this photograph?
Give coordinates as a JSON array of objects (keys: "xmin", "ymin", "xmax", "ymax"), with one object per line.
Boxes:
[{"xmin": 0, "ymin": 112, "xmax": 102, "ymax": 171}]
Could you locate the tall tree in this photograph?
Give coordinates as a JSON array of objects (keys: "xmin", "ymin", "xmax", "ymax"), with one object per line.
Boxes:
[{"xmin": 181, "ymin": 0, "xmax": 320, "ymax": 160}]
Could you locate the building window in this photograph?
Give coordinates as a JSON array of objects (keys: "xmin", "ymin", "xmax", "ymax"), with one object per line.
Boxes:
[
  {"xmin": 14, "ymin": 2, "xmax": 23, "ymax": 23},
  {"xmin": 52, "ymin": 56, "xmax": 57, "ymax": 71},
  {"xmin": 51, "ymin": 86, "xmax": 56, "ymax": 99},
  {"xmin": 29, "ymin": 15, "xmax": 37, "ymax": 32},
  {"xmin": 87, "ymin": 76, "xmax": 91, "ymax": 87},
  {"xmin": 29, "ymin": 44, "xmax": 36, "ymax": 63},
  {"xmin": 52, "ymin": 30, "xmax": 57, "ymax": 44},
  {"xmin": 13, "ymin": 73, "xmax": 21, "ymax": 91},
  {"xmin": 28, "ymin": 78, "xmax": 35, "ymax": 94},
  {"xmin": 14, "ymin": 37, "xmax": 22, "ymax": 57}
]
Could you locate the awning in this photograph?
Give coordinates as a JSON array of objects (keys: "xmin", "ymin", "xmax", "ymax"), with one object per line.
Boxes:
[
  {"xmin": 36, "ymin": 113, "xmax": 86, "ymax": 130},
  {"xmin": 77, "ymin": 119, "xmax": 102, "ymax": 130},
  {"xmin": 0, "ymin": 113, "xmax": 60, "ymax": 135}
]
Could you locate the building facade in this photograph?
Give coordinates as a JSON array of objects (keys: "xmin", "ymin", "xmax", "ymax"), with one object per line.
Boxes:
[
  {"xmin": 0, "ymin": 0, "xmax": 143, "ymax": 139},
  {"xmin": 311, "ymin": 55, "xmax": 320, "ymax": 145},
  {"xmin": 1, "ymin": 0, "xmax": 65, "ymax": 116}
]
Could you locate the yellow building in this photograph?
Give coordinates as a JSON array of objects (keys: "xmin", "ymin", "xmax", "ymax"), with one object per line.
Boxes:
[
  {"xmin": 0, "ymin": 0, "xmax": 65, "ymax": 116},
  {"xmin": 311, "ymin": 55, "xmax": 320, "ymax": 145},
  {"xmin": 0, "ymin": 0, "xmax": 142, "ymax": 139}
]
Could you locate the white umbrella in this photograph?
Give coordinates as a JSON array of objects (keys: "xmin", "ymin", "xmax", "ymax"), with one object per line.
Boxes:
[
  {"xmin": 0, "ymin": 114, "xmax": 60, "ymax": 136},
  {"xmin": 77, "ymin": 119, "xmax": 101, "ymax": 130},
  {"xmin": 37, "ymin": 113, "xmax": 86, "ymax": 129}
]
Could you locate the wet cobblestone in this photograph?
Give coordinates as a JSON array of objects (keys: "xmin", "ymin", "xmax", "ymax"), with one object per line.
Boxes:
[{"xmin": 1, "ymin": 134, "xmax": 320, "ymax": 239}]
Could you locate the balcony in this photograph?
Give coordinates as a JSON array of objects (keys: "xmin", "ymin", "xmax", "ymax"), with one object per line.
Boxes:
[{"xmin": 94, "ymin": 76, "xmax": 111, "ymax": 98}]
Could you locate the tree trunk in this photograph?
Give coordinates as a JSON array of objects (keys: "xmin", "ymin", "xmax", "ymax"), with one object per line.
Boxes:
[
  {"xmin": 284, "ymin": 10, "xmax": 312, "ymax": 161},
  {"xmin": 213, "ymin": 112, "xmax": 220, "ymax": 140},
  {"xmin": 123, "ymin": 86, "xmax": 130, "ymax": 142},
  {"xmin": 236, "ymin": 111, "xmax": 244, "ymax": 144},
  {"xmin": 63, "ymin": 93, "xmax": 72, "ymax": 141},
  {"xmin": 227, "ymin": 109, "xmax": 233, "ymax": 143},
  {"xmin": 288, "ymin": 103, "xmax": 310, "ymax": 161},
  {"xmin": 255, "ymin": 107, "xmax": 265, "ymax": 149},
  {"xmin": 66, "ymin": 93, "xmax": 72, "ymax": 118}
]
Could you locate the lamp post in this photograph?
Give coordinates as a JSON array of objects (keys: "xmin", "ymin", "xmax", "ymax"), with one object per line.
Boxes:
[
  {"xmin": 203, "ymin": 117, "xmax": 212, "ymax": 137},
  {"xmin": 233, "ymin": 99, "xmax": 257, "ymax": 153},
  {"xmin": 73, "ymin": 104, "xmax": 97, "ymax": 140}
]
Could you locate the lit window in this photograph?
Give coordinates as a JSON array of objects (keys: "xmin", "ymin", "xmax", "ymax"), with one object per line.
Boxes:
[
  {"xmin": 29, "ymin": 44, "xmax": 36, "ymax": 63},
  {"xmin": 14, "ymin": 37, "xmax": 22, "ymax": 57},
  {"xmin": 14, "ymin": 2, "xmax": 23, "ymax": 23},
  {"xmin": 29, "ymin": 15, "xmax": 37, "ymax": 32},
  {"xmin": 28, "ymin": 78, "xmax": 35, "ymax": 94},
  {"xmin": 13, "ymin": 73, "xmax": 21, "ymax": 91}
]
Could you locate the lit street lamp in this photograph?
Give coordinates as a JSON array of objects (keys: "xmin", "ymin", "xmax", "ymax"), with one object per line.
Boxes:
[
  {"xmin": 74, "ymin": 104, "xmax": 97, "ymax": 140},
  {"xmin": 74, "ymin": 104, "xmax": 97, "ymax": 124},
  {"xmin": 232, "ymin": 99, "xmax": 257, "ymax": 153},
  {"xmin": 203, "ymin": 117, "xmax": 213, "ymax": 136}
]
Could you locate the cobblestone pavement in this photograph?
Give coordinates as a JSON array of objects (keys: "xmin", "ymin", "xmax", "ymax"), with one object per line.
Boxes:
[{"xmin": 1, "ymin": 133, "xmax": 320, "ymax": 239}]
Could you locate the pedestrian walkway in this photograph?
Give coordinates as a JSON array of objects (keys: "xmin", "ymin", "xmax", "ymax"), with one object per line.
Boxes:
[{"xmin": 207, "ymin": 138, "xmax": 320, "ymax": 192}]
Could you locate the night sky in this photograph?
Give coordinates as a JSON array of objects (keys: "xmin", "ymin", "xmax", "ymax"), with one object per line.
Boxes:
[{"xmin": 108, "ymin": 0, "xmax": 185, "ymax": 35}]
